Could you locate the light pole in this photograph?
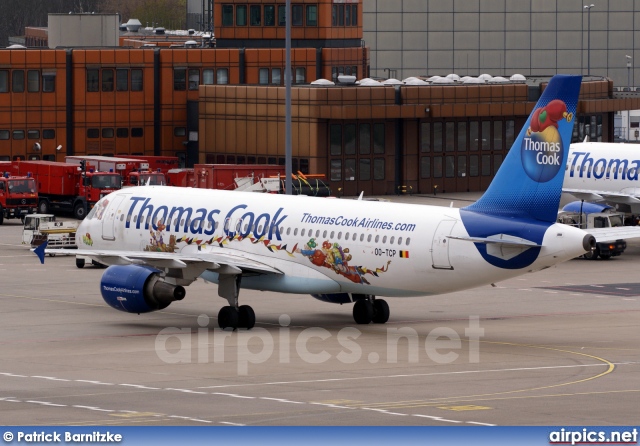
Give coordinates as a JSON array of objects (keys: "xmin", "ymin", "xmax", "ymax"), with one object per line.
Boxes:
[
  {"xmin": 626, "ymin": 55, "xmax": 632, "ymax": 89},
  {"xmin": 584, "ymin": 4, "xmax": 594, "ymax": 76}
]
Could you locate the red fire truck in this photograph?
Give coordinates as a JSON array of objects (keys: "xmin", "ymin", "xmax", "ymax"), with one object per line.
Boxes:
[
  {"xmin": 10, "ymin": 160, "xmax": 121, "ymax": 219},
  {"xmin": 0, "ymin": 171, "xmax": 38, "ymax": 225}
]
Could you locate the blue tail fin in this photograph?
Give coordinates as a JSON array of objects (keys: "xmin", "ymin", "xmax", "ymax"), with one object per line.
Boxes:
[
  {"xmin": 463, "ymin": 75, "xmax": 582, "ymax": 222},
  {"xmin": 33, "ymin": 241, "xmax": 48, "ymax": 264}
]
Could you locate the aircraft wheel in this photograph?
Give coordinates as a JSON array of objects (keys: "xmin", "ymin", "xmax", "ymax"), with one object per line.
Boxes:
[
  {"xmin": 238, "ymin": 305, "xmax": 256, "ymax": 330},
  {"xmin": 599, "ymin": 253, "xmax": 612, "ymax": 260},
  {"xmin": 372, "ymin": 299, "xmax": 390, "ymax": 324},
  {"xmin": 76, "ymin": 257, "xmax": 85, "ymax": 268},
  {"xmin": 583, "ymin": 247, "xmax": 598, "ymax": 260},
  {"xmin": 353, "ymin": 299, "xmax": 374, "ymax": 324},
  {"xmin": 218, "ymin": 306, "xmax": 239, "ymax": 330}
]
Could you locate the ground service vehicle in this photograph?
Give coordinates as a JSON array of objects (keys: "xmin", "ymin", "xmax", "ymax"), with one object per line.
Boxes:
[
  {"xmin": 10, "ymin": 161, "xmax": 121, "ymax": 219},
  {"xmin": 22, "ymin": 214, "xmax": 78, "ymax": 250},
  {"xmin": 0, "ymin": 172, "xmax": 38, "ymax": 225},
  {"xmin": 557, "ymin": 201, "xmax": 627, "ymax": 259}
]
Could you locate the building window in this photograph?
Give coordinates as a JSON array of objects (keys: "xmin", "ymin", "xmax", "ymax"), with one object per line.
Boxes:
[
  {"xmin": 351, "ymin": 5, "xmax": 357, "ymax": 26},
  {"xmin": 332, "ymin": 5, "xmax": 337, "ymax": 26},
  {"xmin": 0, "ymin": 70, "xmax": 8, "ymax": 92},
  {"xmin": 87, "ymin": 128, "xmax": 99, "ymax": 138},
  {"xmin": 116, "ymin": 69, "xmax": 128, "ymax": 91},
  {"xmin": 420, "ymin": 122, "xmax": 430, "ymax": 152},
  {"xmin": 470, "ymin": 155, "xmax": 479, "ymax": 176},
  {"xmin": 338, "ymin": 4, "xmax": 345, "ymax": 25},
  {"xmin": 373, "ymin": 158, "xmax": 384, "ymax": 180},
  {"xmin": 481, "ymin": 121, "xmax": 490, "ymax": 150},
  {"xmin": 292, "ymin": 5, "xmax": 303, "ymax": 26},
  {"xmin": 457, "ymin": 122, "xmax": 467, "ymax": 150},
  {"xmin": 100, "ymin": 69, "xmax": 113, "ymax": 92},
  {"xmin": 344, "ymin": 158, "xmax": 355, "ymax": 181},
  {"xmin": 131, "ymin": 69, "xmax": 143, "ymax": 91},
  {"xmin": 189, "ymin": 69, "xmax": 200, "ymax": 90},
  {"xmin": 217, "ymin": 68, "xmax": 229, "ymax": 85},
  {"xmin": 359, "ymin": 123, "xmax": 370, "ymax": 154},
  {"xmin": 272, "ymin": 68, "xmax": 281, "ymax": 85},
  {"xmin": 43, "ymin": 129, "xmax": 55, "ymax": 139},
  {"xmin": 505, "ymin": 120, "xmax": 515, "ymax": 148},
  {"xmin": 445, "ymin": 122, "xmax": 454, "ymax": 152},
  {"xmin": 470, "ymin": 121, "xmax": 479, "ymax": 151},
  {"xmin": 116, "ymin": 128, "xmax": 128, "ymax": 138},
  {"xmin": 306, "ymin": 5, "xmax": 317, "ymax": 26},
  {"xmin": 174, "ymin": 68, "xmax": 186, "ymax": 90},
  {"xmin": 345, "ymin": 4, "xmax": 351, "ymax": 26},
  {"xmin": 175, "ymin": 127, "xmax": 186, "ymax": 137},
  {"xmin": 265, "ymin": 5, "xmax": 275, "ymax": 26},
  {"xmin": 28, "ymin": 130, "xmax": 40, "ymax": 139},
  {"xmin": 86, "ymin": 69, "xmax": 99, "ymax": 92},
  {"xmin": 344, "ymin": 124, "xmax": 356, "ymax": 155},
  {"xmin": 295, "ymin": 67, "xmax": 305, "ymax": 84},
  {"xmin": 102, "ymin": 128, "xmax": 114, "ymax": 138},
  {"xmin": 222, "ymin": 5, "xmax": 234, "ymax": 26},
  {"xmin": 278, "ymin": 5, "xmax": 286, "ymax": 25},
  {"xmin": 27, "ymin": 70, "xmax": 40, "ymax": 92},
  {"xmin": 457, "ymin": 155, "xmax": 466, "ymax": 177},
  {"xmin": 236, "ymin": 5, "xmax": 247, "ymax": 26},
  {"xmin": 259, "ymin": 68, "xmax": 269, "ymax": 85},
  {"xmin": 445, "ymin": 156, "xmax": 455, "ymax": 178},
  {"xmin": 330, "ymin": 159, "xmax": 342, "ymax": 181},
  {"xmin": 359, "ymin": 158, "xmax": 371, "ymax": 181},
  {"xmin": 203, "ymin": 69, "xmax": 214, "ymax": 85},
  {"xmin": 0, "ymin": 130, "xmax": 8, "ymax": 140},
  {"xmin": 373, "ymin": 123, "xmax": 385, "ymax": 154},
  {"xmin": 482, "ymin": 155, "xmax": 491, "ymax": 176},
  {"xmin": 42, "ymin": 73, "xmax": 55, "ymax": 92},
  {"xmin": 433, "ymin": 122, "xmax": 443, "ymax": 152},
  {"xmin": 494, "ymin": 154, "xmax": 503, "ymax": 174},
  {"xmin": 12, "ymin": 70, "xmax": 24, "ymax": 93},
  {"xmin": 12, "ymin": 130, "xmax": 24, "ymax": 140},
  {"xmin": 330, "ymin": 124, "xmax": 342, "ymax": 155},
  {"xmin": 494, "ymin": 121, "xmax": 503, "ymax": 151},
  {"xmin": 131, "ymin": 128, "xmax": 143, "ymax": 137},
  {"xmin": 250, "ymin": 5, "xmax": 261, "ymax": 25}
]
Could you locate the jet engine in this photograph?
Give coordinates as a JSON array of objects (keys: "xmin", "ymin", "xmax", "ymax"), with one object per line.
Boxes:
[{"xmin": 100, "ymin": 265, "xmax": 186, "ymax": 313}]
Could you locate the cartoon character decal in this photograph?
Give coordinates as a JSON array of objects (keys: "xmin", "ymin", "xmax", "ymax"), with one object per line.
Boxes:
[
  {"xmin": 144, "ymin": 219, "xmax": 178, "ymax": 252},
  {"xmin": 141, "ymin": 225, "xmax": 391, "ymax": 285},
  {"xmin": 297, "ymin": 238, "xmax": 389, "ymax": 284},
  {"xmin": 82, "ymin": 233, "xmax": 93, "ymax": 246},
  {"xmin": 93, "ymin": 199, "xmax": 109, "ymax": 221}
]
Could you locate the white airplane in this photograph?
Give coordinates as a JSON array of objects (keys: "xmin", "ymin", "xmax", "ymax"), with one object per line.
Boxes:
[
  {"xmin": 565, "ymin": 141, "xmax": 640, "ymax": 214},
  {"xmin": 35, "ymin": 75, "xmax": 594, "ymax": 330}
]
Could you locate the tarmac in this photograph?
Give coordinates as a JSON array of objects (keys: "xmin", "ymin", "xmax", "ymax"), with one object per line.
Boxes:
[{"xmin": 0, "ymin": 192, "xmax": 638, "ymax": 426}]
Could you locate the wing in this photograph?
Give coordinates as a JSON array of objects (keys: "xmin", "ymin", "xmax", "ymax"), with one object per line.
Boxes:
[
  {"xmin": 41, "ymin": 246, "xmax": 282, "ymax": 286},
  {"xmin": 563, "ymin": 188, "xmax": 640, "ymax": 205},
  {"xmin": 587, "ymin": 226, "xmax": 640, "ymax": 243}
]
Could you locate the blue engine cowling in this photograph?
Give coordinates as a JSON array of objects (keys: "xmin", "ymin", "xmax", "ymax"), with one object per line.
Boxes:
[{"xmin": 100, "ymin": 265, "xmax": 186, "ymax": 314}]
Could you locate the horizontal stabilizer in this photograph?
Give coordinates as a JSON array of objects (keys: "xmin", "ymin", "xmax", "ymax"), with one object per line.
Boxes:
[
  {"xmin": 564, "ymin": 188, "xmax": 640, "ymax": 205},
  {"xmin": 448, "ymin": 234, "xmax": 539, "ymax": 260}
]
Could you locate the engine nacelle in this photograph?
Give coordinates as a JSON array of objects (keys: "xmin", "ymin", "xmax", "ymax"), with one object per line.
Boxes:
[{"xmin": 100, "ymin": 265, "xmax": 186, "ymax": 313}]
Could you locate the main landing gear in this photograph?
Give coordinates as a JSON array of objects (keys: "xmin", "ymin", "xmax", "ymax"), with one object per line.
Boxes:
[
  {"xmin": 352, "ymin": 294, "xmax": 390, "ymax": 324},
  {"xmin": 216, "ymin": 273, "xmax": 255, "ymax": 330}
]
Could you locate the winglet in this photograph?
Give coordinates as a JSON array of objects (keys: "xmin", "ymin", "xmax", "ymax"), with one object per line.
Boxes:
[{"xmin": 33, "ymin": 241, "xmax": 48, "ymax": 264}]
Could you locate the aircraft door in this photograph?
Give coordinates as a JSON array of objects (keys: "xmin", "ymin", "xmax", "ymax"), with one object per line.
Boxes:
[
  {"xmin": 431, "ymin": 219, "xmax": 457, "ymax": 269},
  {"xmin": 102, "ymin": 195, "xmax": 127, "ymax": 241}
]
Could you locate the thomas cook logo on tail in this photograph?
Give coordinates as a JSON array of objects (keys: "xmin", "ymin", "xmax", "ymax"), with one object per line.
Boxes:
[{"xmin": 521, "ymin": 99, "xmax": 573, "ymax": 183}]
